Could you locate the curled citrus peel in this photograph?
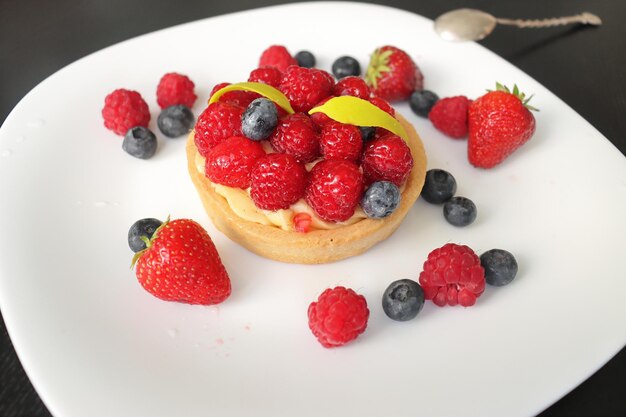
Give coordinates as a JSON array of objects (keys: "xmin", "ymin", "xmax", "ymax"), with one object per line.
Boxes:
[
  {"xmin": 308, "ymin": 96, "xmax": 409, "ymax": 142},
  {"xmin": 208, "ymin": 82, "xmax": 295, "ymax": 114}
]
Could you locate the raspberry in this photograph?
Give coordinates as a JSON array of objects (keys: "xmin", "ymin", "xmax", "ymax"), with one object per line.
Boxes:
[
  {"xmin": 204, "ymin": 136, "xmax": 266, "ymax": 189},
  {"xmin": 194, "ymin": 102, "xmax": 244, "ymax": 156},
  {"xmin": 306, "ymin": 159, "xmax": 364, "ymax": 222},
  {"xmin": 332, "ymin": 76, "xmax": 371, "ymax": 100},
  {"xmin": 320, "ymin": 121, "xmax": 362, "ymax": 161},
  {"xmin": 418, "ymin": 243, "xmax": 485, "ymax": 307},
  {"xmin": 209, "ymin": 82, "xmax": 260, "ymax": 108},
  {"xmin": 428, "ymin": 96, "xmax": 470, "ymax": 139},
  {"xmin": 309, "ymin": 96, "xmax": 335, "ymax": 128},
  {"xmin": 250, "ymin": 153, "xmax": 307, "ymax": 211},
  {"xmin": 248, "ymin": 66, "xmax": 283, "ymax": 88},
  {"xmin": 361, "ymin": 133, "xmax": 413, "ymax": 186},
  {"xmin": 156, "ymin": 72, "xmax": 197, "ymax": 109},
  {"xmin": 101, "ymin": 89, "xmax": 150, "ymax": 136},
  {"xmin": 308, "ymin": 286, "xmax": 369, "ymax": 348},
  {"xmin": 369, "ymin": 96, "xmax": 395, "ymax": 116},
  {"xmin": 269, "ymin": 112, "xmax": 320, "ymax": 163},
  {"xmin": 259, "ymin": 45, "xmax": 298, "ymax": 72},
  {"xmin": 279, "ymin": 65, "xmax": 333, "ymax": 113}
]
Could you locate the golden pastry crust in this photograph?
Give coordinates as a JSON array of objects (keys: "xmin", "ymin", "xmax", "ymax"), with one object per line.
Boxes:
[{"xmin": 186, "ymin": 113, "xmax": 427, "ymax": 264}]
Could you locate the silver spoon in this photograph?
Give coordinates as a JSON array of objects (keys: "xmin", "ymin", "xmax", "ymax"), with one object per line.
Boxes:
[{"xmin": 434, "ymin": 8, "xmax": 602, "ymax": 42}]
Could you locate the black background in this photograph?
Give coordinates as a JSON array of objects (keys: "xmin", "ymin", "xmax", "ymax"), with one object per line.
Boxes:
[{"xmin": 1, "ymin": 1, "xmax": 625, "ymax": 416}]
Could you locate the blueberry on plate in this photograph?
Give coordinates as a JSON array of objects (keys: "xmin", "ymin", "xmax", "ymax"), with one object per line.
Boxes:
[
  {"xmin": 421, "ymin": 169, "xmax": 457, "ymax": 204},
  {"xmin": 122, "ymin": 126, "xmax": 157, "ymax": 159},
  {"xmin": 157, "ymin": 104, "xmax": 195, "ymax": 138},
  {"xmin": 443, "ymin": 196, "xmax": 477, "ymax": 226},
  {"xmin": 241, "ymin": 98, "xmax": 279, "ymax": 140},
  {"xmin": 409, "ymin": 90, "xmax": 439, "ymax": 117},
  {"xmin": 128, "ymin": 218, "xmax": 162, "ymax": 252},
  {"xmin": 361, "ymin": 181, "xmax": 401, "ymax": 219},
  {"xmin": 295, "ymin": 50, "xmax": 316, "ymax": 68},
  {"xmin": 481, "ymin": 249, "xmax": 518, "ymax": 286},
  {"xmin": 382, "ymin": 279, "xmax": 425, "ymax": 321},
  {"xmin": 331, "ymin": 56, "xmax": 361, "ymax": 79}
]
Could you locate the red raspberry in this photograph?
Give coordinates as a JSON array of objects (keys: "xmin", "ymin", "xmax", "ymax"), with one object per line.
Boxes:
[
  {"xmin": 361, "ymin": 133, "xmax": 413, "ymax": 186},
  {"xmin": 369, "ymin": 96, "xmax": 395, "ymax": 116},
  {"xmin": 332, "ymin": 76, "xmax": 371, "ymax": 100},
  {"xmin": 308, "ymin": 286, "xmax": 369, "ymax": 348},
  {"xmin": 209, "ymin": 82, "xmax": 260, "ymax": 108},
  {"xmin": 259, "ymin": 45, "xmax": 298, "ymax": 72},
  {"xmin": 194, "ymin": 102, "xmax": 244, "ymax": 156},
  {"xmin": 204, "ymin": 136, "xmax": 266, "ymax": 189},
  {"xmin": 156, "ymin": 72, "xmax": 197, "ymax": 109},
  {"xmin": 320, "ymin": 121, "xmax": 362, "ymax": 161},
  {"xmin": 309, "ymin": 96, "xmax": 335, "ymax": 128},
  {"xmin": 248, "ymin": 66, "xmax": 283, "ymax": 88},
  {"xmin": 306, "ymin": 159, "xmax": 364, "ymax": 222},
  {"xmin": 101, "ymin": 89, "xmax": 150, "ymax": 136},
  {"xmin": 428, "ymin": 96, "xmax": 471, "ymax": 139},
  {"xmin": 279, "ymin": 65, "xmax": 334, "ymax": 113},
  {"xmin": 418, "ymin": 243, "xmax": 486, "ymax": 307},
  {"xmin": 250, "ymin": 153, "xmax": 308, "ymax": 211},
  {"xmin": 269, "ymin": 112, "xmax": 320, "ymax": 163}
]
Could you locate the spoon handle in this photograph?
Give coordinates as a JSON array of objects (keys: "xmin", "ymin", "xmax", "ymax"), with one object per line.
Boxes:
[{"xmin": 496, "ymin": 12, "xmax": 602, "ymax": 28}]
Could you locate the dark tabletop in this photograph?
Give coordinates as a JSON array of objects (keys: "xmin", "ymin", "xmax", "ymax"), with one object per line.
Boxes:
[{"xmin": 1, "ymin": 1, "xmax": 625, "ymax": 416}]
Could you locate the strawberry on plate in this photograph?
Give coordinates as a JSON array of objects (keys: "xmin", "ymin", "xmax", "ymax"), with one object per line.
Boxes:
[{"xmin": 365, "ymin": 45, "xmax": 424, "ymax": 102}]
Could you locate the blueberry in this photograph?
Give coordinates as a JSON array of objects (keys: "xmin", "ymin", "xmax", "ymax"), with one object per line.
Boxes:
[
  {"xmin": 122, "ymin": 127, "xmax": 157, "ymax": 159},
  {"xmin": 421, "ymin": 169, "xmax": 457, "ymax": 204},
  {"xmin": 241, "ymin": 98, "xmax": 279, "ymax": 141},
  {"xmin": 382, "ymin": 279, "xmax": 425, "ymax": 321},
  {"xmin": 128, "ymin": 218, "xmax": 162, "ymax": 252},
  {"xmin": 157, "ymin": 105, "xmax": 195, "ymax": 138},
  {"xmin": 359, "ymin": 126, "xmax": 376, "ymax": 142},
  {"xmin": 409, "ymin": 90, "xmax": 439, "ymax": 117},
  {"xmin": 331, "ymin": 56, "xmax": 361, "ymax": 79},
  {"xmin": 295, "ymin": 50, "xmax": 316, "ymax": 68},
  {"xmin": 361, "ymin": 181, "xmax": 401, "ymax": 219},
  {"xmin": 481, "ymin": 249, "xmax": 518, "ymax": 286},
  {"xmin": 443, "ymin": 196, "xmax": 477, "ymax": 227}
]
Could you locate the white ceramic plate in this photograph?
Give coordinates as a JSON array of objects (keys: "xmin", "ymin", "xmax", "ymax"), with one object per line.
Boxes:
[{"xmin": 1, "ymin": 2, "xmax": 625, "ymax": 416}]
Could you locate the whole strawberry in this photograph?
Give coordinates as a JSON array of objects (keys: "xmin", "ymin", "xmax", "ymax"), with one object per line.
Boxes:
[
  {"xmin": 366, "ymin": 46, "xmax": 423, "ymax": 102},
  {"xmin": 468, "ymin": 83, "xmax": 537, "ymax": 168},
  {"xmin": 132, "ymin": 218, "xmax": 231, "ymax": 305}
]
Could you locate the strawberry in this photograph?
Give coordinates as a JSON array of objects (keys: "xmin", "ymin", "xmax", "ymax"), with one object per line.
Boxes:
[
  {"xmin": 132, "ymin": 218, "xmax": 231, "ymax": 305},
  {"xmin": 428, "ymin": 96, "xmax": 471, "ymax": 139},
  {"xmin": 365, "ymin": 46, "xmax": 424, "ymax": 102},
  {"xmin": 468, "ymin": 83, "xmax": 537, "ymax": 168}
]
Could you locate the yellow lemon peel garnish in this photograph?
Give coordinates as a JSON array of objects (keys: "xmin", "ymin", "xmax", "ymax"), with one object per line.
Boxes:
[{"xmin": 208, "ymin": 82, "xmax": 295, "ymax": 114}]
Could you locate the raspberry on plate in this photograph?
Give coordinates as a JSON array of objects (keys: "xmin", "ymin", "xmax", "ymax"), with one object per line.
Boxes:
[
  {"xmin": 248, "ymin": 66, "xmax": 283, "ymax": 89},
  {"xmin": 306, "ymin": 159, "xmax": 364, "ymax": 222},
  {"xmin": 320, "ymin": 121, "xmax": 362, "ymax": 161},
  {"xmin": 308, "ymin": 286, "xmax": 369, "ymax": 348},
  {"xmin": 279, "ymin": 65, "xmax": 334, "ymax": 113},
  {"xmin": 269, "ymin": 112, "xmax": 320, "ymax": 163},
  {"xmin": 259, "ymin": 45, "xmax": 298, "ymax": 72},
  {"xmin": 332, "ymin": 76, "xmax": 371, "ymax": 100},
  {"xmin": 418, "ymin": 243, "xmax": 485, "ymax": 307},
  {"xmin": 102, "ymin": 89, "xmax": 150, "ymax": 136},
  {"xmin": 205, "ymin": 136, "xmax": 266, "ymax": 189},
  {"xmin": 428, "ymin": 96, "xmax": 471, "ymax": 139},
  {"xmin": 194, "ymin": 102, "xmax": 244, "ymax": 156},
  {"xmin": 156, "ymin": 72, "xmax": 197, "ymax": 109},
  {"xmin": 250, "ymin": 153, "xmax": 308, "ymax": 211},
  {"xmin": 361, "ymin": 133, "xmax": 413, "ymax": 186}
]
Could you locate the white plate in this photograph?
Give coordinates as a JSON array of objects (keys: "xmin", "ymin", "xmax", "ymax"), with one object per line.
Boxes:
[{"xmin": 1, "ymin": 2, "xmax": 625, "ymax": 417}]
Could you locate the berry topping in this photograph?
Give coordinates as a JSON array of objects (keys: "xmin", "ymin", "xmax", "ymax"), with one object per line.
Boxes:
[
  {"xmin": 480, "ymin": 249, "xmax": 518, "ymax": 287},
  {"xmin": 366, "ymin": 46, "xmax": 423, "ymax": 102},
  {"xmin": 295, "ymin": 50, "xmax": 316, "ymax": 68},
  {"xmin": 306, "ymin": 159, "xmax": 364, "ymax": 222},
  {"xmin": 157, "ymin": 105, "xmax": 195, "ymax": 138},
  {"xmin": 101, "ymin": 89, "xmax": 150, "ymax": 136},
  {"xmin": 122, "ymin": 126, "xmax": 157, "ymax": 159},
  {"xmin": 205, "ymin": 136, "xmax": 266, "ymax": 189},
  {"xmin": 361, "ymin": 181, "xmax": 401, "ymax": 219},
  {"xmin": 279, "ymin": 65, "xmax": 334, "ymax": 113},
  {"xmin": 132, "ymin": 218, "xmax": 231, "ymax": 305},
  {"xmin": 421, "ymin": 169, "xmax": 457, "ymax": 204},
  {"xmin": 331, "ymin": 56, "xmax": 361, "ymax": 79},
  {"xmin": 308, "ymin": 286, "xmax": 369, "ymax": 348},
  {"xmin": 250, "ymin": 153, "xmax": 308, "ymax": 211},
  {"xmin": 241, "ymin": 98, "xmax": 279, "ymax": 141},
  {"xmin": 443, "ymin": 196, "xmax": 477, "ymax": 227},
  {"xmin": 382, "ymin": 279, "xmax": 425, "ymax": 321},
  {"xmin": 429, "ymin": 96, "xmax": 471, "ymax": 139},
  {"xmin": 209, "ymin": 82, "xmax": 260, "ymax": 108},
  {"xmin": 156, "ymin": 72, "xmax": 197, "ymax": 109},
  {"xmin": 248, "ymin": 66, "xmax": 283, "ymax": 89},
  {"xmin": 332, "ymin": 76, "xmax": 370, "ymax": 100},
  {"xmin": 361, "ymin": 133, "xmax": 413, "ymax": 186},
  {"xmin": 269, "ymin": 112, "xmax": 320, "ymax": 163},
  {"xmin": 293, "ymin": 212, "xmax": 312, "ymax": 233},
  {"xmin": 128, "ymin": 218, "xmax": 162, "ymax": 252},
  {"xmin": 368, "ymin": 96, "xmax": 395, "ymax": 116},
  {"xmin": 409, "ymin": 89, "xmax": 439, "ymax": 118},
  {"xmin": 419, "ymin": 243, "xmax": 485, "ymax": 307},
  {"xmin": 194, "ymin": 102, "xmax": 244, "ymax": 156},
  {"xmin": 259, "ymin": 45, "xmax": 298, "ymax": 72},
  {"xmin": 319, "ymin": 121, "xmax": 362, "ymax": 161}
]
